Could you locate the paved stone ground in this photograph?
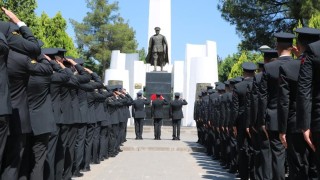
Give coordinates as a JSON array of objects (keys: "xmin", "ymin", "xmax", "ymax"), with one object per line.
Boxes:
[{"xmin": 74, "ymin": 126, "xmax": 237, "ymax": 180}]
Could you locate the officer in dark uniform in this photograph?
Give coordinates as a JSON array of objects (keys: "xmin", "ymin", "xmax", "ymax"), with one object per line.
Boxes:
[
  {"xmin": 194, "ymin": 93, "xmax": 203, "ymax": 144},
  {"xmin": 228, "ymin": 77, "xmax": 242, "ymax": 174},
  {"xmin": 232, "ymin": 62, "xmax": 256, "ymax": 180},
  {"xmin": 151, "ymin": 93, "xmax": 168, "ymax": 140},
  {"xmin": 106, "ymin": 86, "xmax": 121, "ymax": 157},
  {"xmin": 132, "ymin": 92, "xmax": 150, "ymax": 140},
  {"xmin": 0, "ymin": 9, "xmax": 41, "ymax": 178},
  {"xmin": 3, "ymin": 45, "xmax": 52, "ymax": 180},
  {"xmin": 296, "ymin": 32, "xmax": 320, "ymax": 178},
  {"xmin": 41, "ymin": 48, "xmax": 70, "ymax": 180},
  {"xmin": 248, "ymin": 49, "xmax": 277, "ymax": 180},
  {"xmin": 217, "ymin": 84, "xmax": 227, "ymax": 166},
  {"xmin": 208, "ymin": 85, "xmax": 219, "ymax": 159},
  {"xmin": 169, "ymin": 93, "xmax": 188, "ymax": 140},
  {"xmin": 259, "ymin": 32, "xmax": 295, "ymax": 180},
  {"xmin": 0, "ymin": 32, "xmax": 10, "ymax": 171},
  {"xmin": 27, "ymin": 43, "xmax": 61, "ymax": 180},
  {"xmin": 286, "ymin": 28, "xmax": 320, "ymax": 179},
  {"xmin": 99, "ymin": 87, "xmax": 113, "ymax": 161}
]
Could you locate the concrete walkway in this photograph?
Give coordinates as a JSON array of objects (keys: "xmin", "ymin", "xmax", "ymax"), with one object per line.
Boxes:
[{"xmin": 74, "ymin": 126, "xmax": 237, "ymax": 180}]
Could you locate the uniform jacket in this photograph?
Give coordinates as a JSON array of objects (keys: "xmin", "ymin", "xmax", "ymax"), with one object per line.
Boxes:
[
  {"xmin": 151, "ymin": 98, "xmax": 168, "ymax": 119},
  {"xmin": 28, "ymin": 56, "xmax": 56, "ymax": 135},
  {"xmin": 278, "ymin": 59, "xmax": 301, "ymax": 133},
  {"xmin": 169, "ymin": 98, "xmax": 188, "ymax": 120},
  {"xmin": 232, "ymin": 77, "xmax": 253, "ymax": 129},
  {"xmin": 0, "ymin": 33, "xmax": 10, "ymax": 116},
  {"xmin": 297, "ymin": 40, "xmax": 320, "ymax": 132},
  {"xmin": 7, "ymin": 50, "xmax": 52, "ymax": 135},
  {"xmin": 258, "ymin": 56, "xmax": 292, "ymax": 131},
  {"xmin": 132, "ymin": 98, "xmax": 150, "ymax": 119},
  {"xmin": 247, "ymin": 72, "xmax": 263, "ymax": 128}
]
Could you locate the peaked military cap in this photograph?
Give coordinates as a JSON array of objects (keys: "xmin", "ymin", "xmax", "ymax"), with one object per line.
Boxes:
[
  {"xmin": 207, "ymin": 85, "xmax": 213, "ymax": 90},
  {"xmin": 154, "ymin": 27, "xmax": 161, "ymax": 31},
  {"xmin": 217, "ymin": 84, "xmax": 225, "ymax": 91},
  {"xmin": 75, "ymin": 58, "xmax": 85, "ymax": 65},
  {"xmin": 242, "ymin": 62, "xmax": 257, "ymax": 72},
  {"xmin": 261, "ymin": 49, "xmax": 278, "ymax": 59},
  {"xmin": 274, "ymin": 32, "xmax": 295, "ymax": 44},
  {"xmin": 174, "ymin": 92, "xmax": 180, "ymax": 97},
  {"xmin": 137, "ymin": 92, "xmax": 142, "ymax": 96},
  {"xmin": 224, "ymin": 80, "xmax": 230, "ymax": 85},
  {"xmin": 37, "ymin": 39, "xmax": 44, "ymax": 47},
  {"xmin": 295, "ymin": 27, "xmax": 320, "ymax": 43}
]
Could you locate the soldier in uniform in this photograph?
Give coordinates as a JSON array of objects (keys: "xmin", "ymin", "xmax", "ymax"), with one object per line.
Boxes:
[
  {"xmin": 259, "ymin": 32, "xmax": 295, "ymax": 180},
  {"xmin": 151, "ymin": 93, "xmax": 168, "ymax": 140},
  {"xmin": 296, "ymin": 35, "xmax": 320, "ymax": 177},
  {"xmin": 169, "ymin": 93, "xmax": 188, "ymax": 140},
  {"xmin": 145, "ymin": 27, "xmax": 169, "ymax": 71},
  {"xmin": 232, "ymin": 62, "xmax": 256, "ymax": 180},
  {"xmin": 132, "ymin": 92, "xmax": 150, "ymax": 140},
  {"xmin": 278, "ymin": 28, "xmax": 320, "ymax": 179},
  {"xmin": 194, "ymin": 93, "xmax": 203, "ymax": 144},
  {"xmin": 228, "ymin": 77, "xmax": 242, "ymax": 174}
]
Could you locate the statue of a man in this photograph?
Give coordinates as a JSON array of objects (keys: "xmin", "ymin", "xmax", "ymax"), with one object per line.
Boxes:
[{"xmin": 146, "ymin": 27, "xmax": 169, "ymax": 71}]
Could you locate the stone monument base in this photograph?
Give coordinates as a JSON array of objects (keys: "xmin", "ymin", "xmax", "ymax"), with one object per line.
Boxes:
[{"xmin": 144, "ymin": 71, "xmax": 172, "ymax": 126}]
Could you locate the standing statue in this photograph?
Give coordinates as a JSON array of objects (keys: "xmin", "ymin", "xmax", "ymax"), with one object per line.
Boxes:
[{"xmin": 146, "ymin": 27, "xmax": 169, "ymax": 71}]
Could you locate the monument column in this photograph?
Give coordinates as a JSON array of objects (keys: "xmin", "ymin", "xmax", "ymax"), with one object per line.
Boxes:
[{"xmin": 148, "ymin": 0, "xmax": 171, "ymax": 64}]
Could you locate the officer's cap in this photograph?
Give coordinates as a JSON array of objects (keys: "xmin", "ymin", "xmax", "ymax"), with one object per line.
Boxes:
[
  {"xmin": 154, "ymin": 27, "xmax": 161, "ymax": 31},
  {"xmin": 295, "ymin": 27, "xmax": 320, "ymax": 43},
  {"xmin": 156, "ymin": 93, "xmax": 161, "ymax": 96},
  {"xmin": 137, "ymin": 92, "xmax": 142, "ymax": 96},
  {"xmin": 274, "ymin": 32, "xmax": 295, "ymax": 44},
  {"xmin": 224, "ymin": 80, "xmax": 230, "ymax": 86},
  {"xmin": 198, "ymin": 93, "xmax": 202, "ymax": 97},
  {"xmin": 174, "ymin": 92, "xmax": 180, "ymax": 97},
  {"xmin": 206, "ymin": 85, "xmax": 213, "ymax": 90},
  {"xmin": 242, "ymin": 62, "xmax": 257, "ymax": 72},
  {"xmin": 207, "ymin": 89, "xmax": 213, "ymax": 94},
  {"xmin": 217, "ymin": 84, "xmax": 225, "ymax": 91},
  {"xmin": 42, "ymin": 48, "xmax": 66, "ymax": 56},
  {"xmin": 75, "ymin": 58, "xmax": 85, "ymax": 65},
  {"xmin": 260, "ymin": 49, "xmax": 278, "ymax": 59}
]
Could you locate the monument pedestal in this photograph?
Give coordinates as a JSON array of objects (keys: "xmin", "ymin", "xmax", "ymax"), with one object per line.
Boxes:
[{"xmin": 144, "ymin": 71, "xmax": 172, "ymax": 126}]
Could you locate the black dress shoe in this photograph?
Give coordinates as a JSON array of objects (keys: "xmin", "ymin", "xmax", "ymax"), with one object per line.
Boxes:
[
  {"xmin": 81, "ymin": 167, "xmax": 91, "ymax": 172},
  {"xmin": 73, "ymin": 170, "xmax": 84, "ymax": 177},
  {"xmin": 93, "ymin": 160, "xmax": 100, "ymax": 164},
  {"xmin": 177, "ymin": 137, "xmax": 180, "ymax": 140},
  {"xmin": 118, "ymin": 149, "xmax": 123, "ymax": 152}
]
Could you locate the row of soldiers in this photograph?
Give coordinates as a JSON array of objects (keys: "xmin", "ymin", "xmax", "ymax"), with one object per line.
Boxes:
[
  {"xmin": 194, "ymin": 27, "xmax": 320, "ymax": 180},
  {"xmin": 0, "ymin": 8, "xmax": 134, "ymax": 180}
]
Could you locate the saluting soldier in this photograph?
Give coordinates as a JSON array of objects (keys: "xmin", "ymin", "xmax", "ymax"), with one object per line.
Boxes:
[
  {"xmin": 169, "ymin": 93, "xmax": 188, "ymax": 140},
  {"xmin": 151, "ymin": 93, "xmax": 168, "ymax": 140},
  {"xmin": 232, "ymin": 62, "xmax": 256, "ymax": 180},
  {"xmin": 258, "ymin": 32, "xmax": 295, "ymax": 180},
  {"xmin": 132, "ymin": 92, "xmax": 150, "ymax": 140}
]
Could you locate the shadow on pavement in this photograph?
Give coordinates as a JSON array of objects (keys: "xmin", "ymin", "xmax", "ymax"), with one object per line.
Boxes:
[{"xmin": 185, "ymin": 141, "xmax": 237, "ymax": 180}]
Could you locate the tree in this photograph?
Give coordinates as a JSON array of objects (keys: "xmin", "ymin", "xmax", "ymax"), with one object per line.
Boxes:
[
  {"xmin": 37, "ymin": 12, "xmax": 79, "ymax": 57},
  {"xmin": 71, "ymin": 0, "xmax": 138, "ymax": 76},
  {"xmin": 217, "ymin": 0, "xmax": 320, "ymax": 51},
  {"xmin": 228, "ymin": 51, "xmax": 263, "ymax": 79},
  {"xmin": 0, "ymin": 0, "xmax": 41, "ymax": 37},
  {"xmin": 218, "ymin": 53, "xmax": 239, "ymax": 82}
]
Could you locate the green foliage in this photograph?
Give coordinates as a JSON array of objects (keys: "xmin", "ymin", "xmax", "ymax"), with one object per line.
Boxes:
[
  {"xmin": 217, "ymin": 0, "xmax": 320, "ymax": 51},
  {"xmin": 308, "ymin": 13, "xmax": 320, "ymax": 29},
  {"xmin": 138, "ymin": 48, "xmax": 146, "ymax": 62},
  {"xmin": 37, "ymin": 12, "xmax": 79, "ymax": 57},
  {"xmin": 0, "ymin": 0, "xmax": 38, "ymax": 29},
  {"xmin": 227, "ymin": 51, "xmax": 263, "ymax": 79},
  {"xmin": 218, "ymin": 53, "xmax": 239, "ymax": 82},
  {"xmin": 71, "ymin": 0, "xmax": 138, "ymax": 76}
]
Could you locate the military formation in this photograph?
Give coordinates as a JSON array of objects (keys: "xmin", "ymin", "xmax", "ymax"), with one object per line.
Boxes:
[{"xmin": 194, "ymin": 28, "xmax": 320, "ymax": 179}]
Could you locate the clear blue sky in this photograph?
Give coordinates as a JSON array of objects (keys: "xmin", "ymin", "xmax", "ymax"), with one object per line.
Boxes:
[{"xmin": 35, "ymin": 0, "xmax": 241, "ymax": 61}]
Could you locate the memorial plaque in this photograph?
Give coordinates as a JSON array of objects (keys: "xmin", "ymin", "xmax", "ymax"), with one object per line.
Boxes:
[
  {"xmin": 108, "ymin": 80, "xmax": 123, "ymax": 86},
  {"xmin": 134, "ymin": 83, "xmax": 142, "ymax": 89},
  {"xmin": 195, "ymin": 83, "xmax": 211, "ymax": 99}
]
